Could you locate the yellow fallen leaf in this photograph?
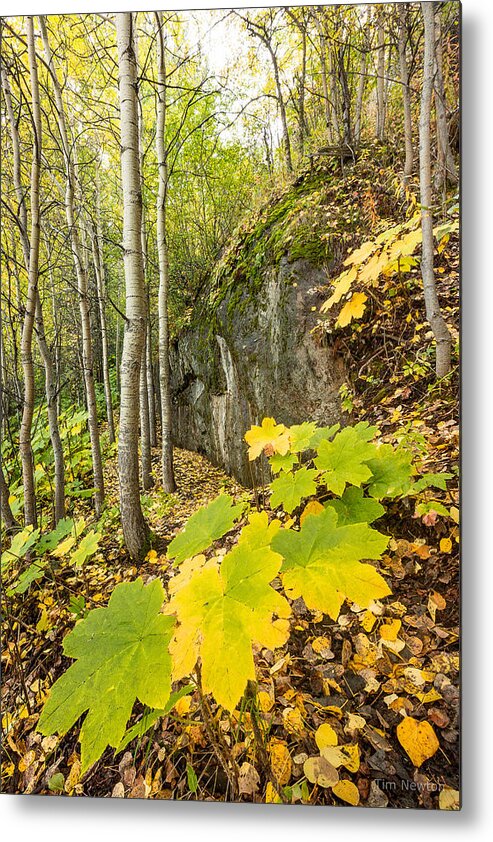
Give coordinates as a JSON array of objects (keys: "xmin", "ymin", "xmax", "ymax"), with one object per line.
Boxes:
[
  {"xmin": 145, "ymin": 549, "xmax": 158, "ymax": 562},
  {"xmin": 332, "ymin": 779, "xmax": 360, "ymax": 805},
  {"xmin": 439, "ymin": 787, "xmax": 460, "ymax": 810},
  {"xmin": 361, "ymin": 610, "xmax": 376, "ymax": 632},
  {"xmin": 257, "ymin": 691, "xmax": 274, "ymax": 712},
  {"xmin": 315, "ymin": 723, "xmax": 338, "ymax": 749},
  {"xmin": 312, "ymin": 636, "xmax": 332, "ymax": 654},
  {"xmin": 303, "ymin": 755, "xmax": 339, "ymax": 788},
  {"xmin": 265, "ymin": 781, "xmax": 282, "ymax": 803},
  {"xmin": 321, "ymin": 743, "xmax": 360, "ymax": 773},
  {"xmin": 396, "ymin": 717, "xmax": 439, "ymax": 767},
  {"xmin": 283, "ymin": 706, "xmax": 304, "ymax": 735},
  {"xmin": 268, "ymin": 739, "xmax": 292, "ymax": 785},
  {"xmin": 440, "ymin": 537, "xmax": 452, "ymax": 554},
  {"xmin": 174, "ymin": 696, "xmax": 192, "ymax": 717},
  {"xmin": 336, "ymin": 292, "xmax": 368, "ymax": 328},
  {"xmin": 379, "ymin": 619, "xmax": 401, "ymax": 641},
  {"xmin": 300, "ymin": 500, "xmax": 324, "ymax": 525}
]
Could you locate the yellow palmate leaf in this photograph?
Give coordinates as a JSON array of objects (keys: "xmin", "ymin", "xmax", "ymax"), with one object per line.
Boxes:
[
  {"xmin": 336, "ymin": 293, "xmax": 368, "ymax": 328},
  {"xmin": 244, "ymin": 417, "xmax": 290, "ymax": 461},
  {"xmin": 320, "ymin": 267, "xmax": 357, "ymax": 312},
  {"xmin": 332, "ymin": 779, "xmax": 360, "ymax": 805},
  {"xmin": 396, "ymin": 717, "xmax": 439, "ymax": 767}
]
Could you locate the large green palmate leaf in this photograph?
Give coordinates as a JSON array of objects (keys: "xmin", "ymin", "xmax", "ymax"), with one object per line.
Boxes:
[
  {"xmin": 366, "ymin": 444, "xmax": 414, "ymax": 499},
  {"xmin": 167, "ymin": 512, "xmax": 291, "ymax": 711},
  {"xmin": 167, "ymin": 494, "xmax": 244, "ymax": 565},
  {"xmin": 325, "ymin": 486, "xmax": 385, "ymax": 526},
  {"xmin": 315, "ymin": 425, "xmax": 378, "ymax": 496},
  {"xmin": 269, "ymin": 466, "xmax": 318, "ymax": 513},
  {"xmin": 271, "ymin": 507, "xmax": 390, "ymax": 619},
  {"xmin": 38, "ymin": 578, "xmax": 174, "ymax": 772}
]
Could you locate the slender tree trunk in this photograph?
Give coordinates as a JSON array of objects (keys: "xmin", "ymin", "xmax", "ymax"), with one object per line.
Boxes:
[
  {"xmin": 116, "ymin": 12, "xmax": 150, "ymax": 558},
  {"xmin": 19, "ymin": 17, "xmax": 42, "ymax": 528},
  {"xmin": 92, "ymin": 187, "xmax": 115, "ymax": 444},
  {"xmin": 40, "ymin": 16, "xmax": 105, "ymax": 516},
  {"xmin": 398, "ymin": 4, "xmax": 414, "ymax": 185},
  {"xmin": 3, "ymin": 55, "xmax": 66, "ymax": 525},
  {"xmin": 0, "ymin": 465, "xmax": 18, "ymax": 534},
  {"xmin": 146, "ymin": 301, "xmax": 157, "ymax": 448},
  {"xmin": 315, "ymin": 20, "xmax": 334, "ymax": 142},
  {"xmin": 267, "ymin": 42, "xmax": 292, "ymax": 173},
  {"xmin": 354, "ymin": 51, "xmax": 366, "ymax": 148},
  {"xmin": 420, "ymin": 3, "xmax": 452, "ymax": 379},
  {"xmin": 376, "ymin": 12, "xmax": 386, "ymax": 141},
  {"xmin": 434, "ymin": 5, "xmax": 458, "ymax": 190},
  {"xmin": 133, "ymin": 24, "xmax": 153, "ymax": 489},
  {"xmin": 139, "ymin": 325, "xmax": 153, "ymax": 490},
  {"xmin": 35, "ymin": 291, "xmax": 65, "ymax": 523},
  {"xmin": 156, "ymin": 11, "xmax": 176, "ymax": 493}
]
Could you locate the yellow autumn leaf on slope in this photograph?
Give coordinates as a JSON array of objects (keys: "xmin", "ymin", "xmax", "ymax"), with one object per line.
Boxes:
[
  {"xmin": 336, "ymin": 293, "xmax": 368, "ymax": 328},
  {"xmin": 244, "ymin": 417, "xmax": 290, "ymax": 461},
  {"xmin": 396, "ymin": 717, "xmax": 439, "ymax": 767},
  {"xmin": 320, "ymin": 267, "xmax": 357, "ymax": 312}
]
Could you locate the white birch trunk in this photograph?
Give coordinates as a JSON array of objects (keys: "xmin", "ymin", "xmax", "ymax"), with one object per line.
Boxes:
[
  {"xmin": 420, "ymin": 3, "xmax": 452, "ymax": 378},
  {"xmin": 116, "ymin": 11, "xmax": 150, "ymax": 558},
  {"xmin": 156, "ymin": 11, "xmax": 176, "ymax": 493},
  {"xmin": 398, "ymin": 4, "xmax": 414, "ymax": 185}
]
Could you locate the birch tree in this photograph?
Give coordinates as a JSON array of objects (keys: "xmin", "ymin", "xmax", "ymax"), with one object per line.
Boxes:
[
  {"xmin": 156, "ymin": 10, "xmax": 176, "ymax": 493},
  {"xmin": 115, "ymin": 11, "xmax": 150, "ymax": 557},
  {"xmin": 40, "ymin": 16, "xmax": 105, "ymax": 516},
  {"xmin": 419, "ymin": 2, "xmax": 452, "ymax": 378}
]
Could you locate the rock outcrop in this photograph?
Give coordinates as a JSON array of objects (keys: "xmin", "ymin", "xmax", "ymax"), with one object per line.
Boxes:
[{"xmin": 170, "ymin": 256, "xmax": 347, "ymax": 486}]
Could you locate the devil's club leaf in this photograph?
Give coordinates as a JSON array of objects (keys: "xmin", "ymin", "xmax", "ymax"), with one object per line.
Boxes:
[
  {"xmin": 325, "ymin": 486, "xmax": 385, "ymax": 525},
  {"xmin": 38, "ymin": 578, "xmax": 174, "ymax": 772},
  {"xmin": 287, "ymin": 422, "xmax": 318, "ymax": 453},
  {"xmin": 244, "ymin": 417, "xmax": 290, "ymax": 461},
  {"xmin": 315, "ymin": 426, "xmax": 377, "ymax": 496},
  {"xmin": 366, "ymin": 445, "xmax": 414, "ymax": 499},
  {"xmin": 168, "ymin": 512, "xmax": 291, "ymax": 710},
  {"xmin": 167, "ymin": 494, "xmax": 244, "ymax": 565},
  {"xmin": 272, "ymin": 507, "xmax": 390, "ymax": 619},
  {"xmin": 269, "ymin": 452, "xmax": 297, "ymax": 474},
  {"xmin": 270, "ymin": 466, "xmax": 318, "ymax": 514},
  {"xmin": 70, "ymin": 529, "xmax": 101, "ymax": 568}
]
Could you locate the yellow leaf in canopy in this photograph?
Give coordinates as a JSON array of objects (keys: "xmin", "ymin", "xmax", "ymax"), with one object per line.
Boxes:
[
  {"xmin": 244, "ymin": 417, "xmax": 290, "ymax": 461},
  {"xmin": 336, "ymin": 293, "xmax": 368, "ymax": 328},
  {"xmin": 379, "ymin": 619, "xmax": 401, "ymax": 641},
  {"xmin": 396, "ymin": 717, "xmax": 439, "ymax": 767},
  {"xmin": 268, "ymin": 739, "xmax": 292, "ymax": 785},
  {"xmin": 315, "ymin": 723, "xmax": 338, "ymax": 749},
  {"xmin": 343, "ymin": 239, "xmax": 378, "ymax": 266},
  {"xmin": 320, "ymin": 267, "xmax": 357, "ymax": 312},
  {"xmin": 332, "ymin": 779, "xmax": 360, "ymax": 805},
  {"xmin": 358, "ymin": 251, "xmax": 390, "ymax": 285},
  {"xmin": 300, "ymin": 500, "xmax": 324, "ymax": 525},
  {"xmin": 303, "ymin": 755, "xmax": 339, "ymax": 788}
]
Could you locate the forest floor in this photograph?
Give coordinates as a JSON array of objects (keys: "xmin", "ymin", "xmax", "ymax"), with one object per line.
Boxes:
[
  {"xmin": 2, "ymin": 404, "xmax": 459, "ymax": 807},
  {"xmin": 1, "ymin": 164, "xmax": 460, "ymax": 808}
]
